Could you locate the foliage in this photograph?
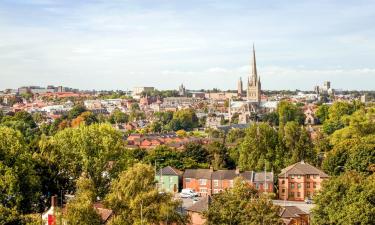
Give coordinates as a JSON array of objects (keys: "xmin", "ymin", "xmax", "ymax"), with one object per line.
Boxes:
[
  {"xmin": 277, "ymin": 101, "xmax": 305, "ymax": 126},
  {"xmin": 312, "ymin": 172, "xmax": 375, "ymax": 225},
  {"xmin": 105, "ymin": 163, "xmax": 188, "ymax": 225},
  {"xmin": 39, "ymin": 124, "xmax": 126, "ymax": 196},
  {"xmin": 108, "ymin": 109, "xmax": 129, "ymax": 124},
  {"xmin": 64, "ymin": 175, "xmax": 102, "ymax": 225},
  {"xmin": 166, "ymin": 109, "xmax": 198, "ymax": 131},
  {"xmin": 226, "ymin": 128, "xmax": 246, "ymax": 143},
  {"xmin": 315, "ymin": 104, "xmax": 330, "ymax": 124},
  {"xmin": 204, "ymin": 177, "xmax": 283, "ymax": 225}
]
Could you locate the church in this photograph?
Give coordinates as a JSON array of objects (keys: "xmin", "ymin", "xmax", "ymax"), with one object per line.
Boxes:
[{"xmin": 229, "ymin": 45, "xmax": 277, "ymax": 124}]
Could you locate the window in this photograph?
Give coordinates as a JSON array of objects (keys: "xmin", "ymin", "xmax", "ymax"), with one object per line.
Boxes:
[
  {"xmin": 256, "ymin": 183, "xmax": 259, "ymax": 189},
  {"xmin": 297, "ymin": 175, "xmax": 301, "ymax": 179},
  {"xmin": 313, "ymin": 182, "xmax": 317, "ymax": 188},
  {"xmin": 313, "ymin": 175, "xmax": 317, "ymax": 179},
  {"xmin": 169, "ymin": 177, "xmax": 173, "ymax": 182},
  {"xmin": 282, "ymin": 180, "xmax": 285, "ymax": 184},
  {"xmin": 307, "ymin": 191, "xmax": 311, "ymax": 197},
  {"xmin": 290, "ymin": 183, "xmax": 295, "ymax": 189},
  {"xmin": 229, "ymin": 180, "xmax": 234, "ymax": 187},
  {"xmin": 200, "ymin": 188, "xmax": 207, "ymax": 193},
  {"xmin": 199, "ymin": 179, "xmax": 207, "ymax": 186},
  {"xmin": 185, "ymin": 178, "xmax": 191, "ymax": 183},
  {"xmin": 213, "ymin": 180, "xmax": 219, "ymax": 187},
  {"xmin": 282, "ymin": 188, "xmax": 285, "ymax": 193},
  {"xmin": 289, "ymin": 192, "xmax": 294, "ymax": 197},
  {"xmin": 213, "ymin": 189, "xmax": 219, "ymax": 194},
  {"xmin": 298, "ymin": 183, "xmax": 301, "ymax": 189},
  {"xmin": 306, "ymin": 175, "xmax": 310, "ymax": 179},
  {"xmin": 291, "ymin": 175, "xmax": 295, "ymax": 179},
  {"xmin": 297, "ymin": 192, "xmax": 301, "ymax": 197},
  {"xmin": 307, "ymin": 182, "xmax": 310, "ymax": 188}
]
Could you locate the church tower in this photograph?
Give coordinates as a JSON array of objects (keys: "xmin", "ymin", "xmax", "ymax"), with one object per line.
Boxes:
[
  {"xmin": 247, "ymin": 44, "xmax": 261, "ymax": 103},
  {"xmin": 237, "ymin": 77, "xmax": 243, "ymax": 96}
]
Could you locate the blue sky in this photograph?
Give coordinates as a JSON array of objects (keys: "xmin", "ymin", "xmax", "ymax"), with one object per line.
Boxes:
[{"xmin": 0, "ymin": 0, "xmax": 374, "ymax": 90}]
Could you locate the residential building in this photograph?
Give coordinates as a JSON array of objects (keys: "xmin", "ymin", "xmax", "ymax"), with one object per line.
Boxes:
[
  {"xmin": 183, "ymin": 168, "xmax": 273, "ymax": 196},
  {"xmin": 155, "ymin": 166, "xmax": 183, "ymax": 193},
  {"xmin": 280, "ymin": 206, "xmax": 309, "ymax": 225},
  {"xmin": 186, "ymin": 196, "xmax": 210, "ymax": 225},
  {"xmin": 278, "ymin": 161, "xmax": 329, "ymax": 201}
]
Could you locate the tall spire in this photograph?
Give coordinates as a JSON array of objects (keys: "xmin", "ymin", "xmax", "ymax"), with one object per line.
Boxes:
[{"xmin": 252, "ymin": 43, "xmax": 257, "ymax": 81}]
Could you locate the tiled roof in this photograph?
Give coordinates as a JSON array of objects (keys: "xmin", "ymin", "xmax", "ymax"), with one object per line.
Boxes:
[
  {"xmin": 278, "ymin": 161, "xmax": 329, "ymax": 178},
  {"xmin": 186, "ymin": 196, "xmax": 211, "ymax": 213},
  {"xmin": 253, "ymin": 172, "xmax": 274, "ymax": 183},
  {"xmin": 156, "ymin": 166, "xmax": 183, "ymax": 176},
  {"xmin": 212, "ymin": 170, "xmax": 238, "ymax": 180},
  {"xmin": 184, "ymin": 169, "xmax": 212, "ymax": 179},
  {"xmin": 279, "ymin": 206, "xmax": 307, "ymax": 218}
]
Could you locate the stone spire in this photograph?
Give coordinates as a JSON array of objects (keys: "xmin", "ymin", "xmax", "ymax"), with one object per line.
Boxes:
[{"xmin": 251, "ymin": 43, "xmax": 258, "ymax": 82}]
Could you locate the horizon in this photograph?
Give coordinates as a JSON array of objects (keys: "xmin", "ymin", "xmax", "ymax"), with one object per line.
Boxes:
[{"xmin": 1, "ymin": 0, "xmax": 375, "ymax": 91}]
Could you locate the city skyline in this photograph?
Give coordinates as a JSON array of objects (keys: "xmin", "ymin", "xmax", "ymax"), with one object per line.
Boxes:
[{"xmin": 1, "ymin": 0, "xmax": 375, "ymax": 91}]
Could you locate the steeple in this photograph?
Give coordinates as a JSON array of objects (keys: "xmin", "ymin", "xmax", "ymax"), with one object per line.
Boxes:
[{"xmin": 251, "ymin": 43, "xmax": 257, "ymax": 81}]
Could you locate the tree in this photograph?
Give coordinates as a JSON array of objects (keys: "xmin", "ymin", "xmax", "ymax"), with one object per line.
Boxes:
[
  {"xmin": 312, "ymin": 172, "xmax": 375, "ymax": 225},
  {"xmin": 39, "ymin": 124, "xmax": 126, "ymax": 196},
  {"xmin": 238, "ymin": 123, "xmax": 281, "ymax": 171},
  {"xmin": 109, "ymin": 109, "xmax": 129, "ymax": 124},
  {"xmin": 277, "ymin": 101, "xmax": 305, "ymax": 126},
  {"xmin": 315, "ymin": 104, "xmax": 330, "ymax": 124},
  {"xmin": 261, "ymin": 111, "xmax": 279, "ymax": 126},
  {"xmin": 105, "ymin": 163, "xmax": 188, "ymax": 225},
  {"xmin": 166, "ymin": 109, "xmax": 198, "ymax": 131},
  {"xmin": 68, "ymin": 105, "xmax": 87, "ymax": 120},
  {"xmin": 282, "ymin": 121, "xmax": 315, "ymax": 164},
  {"xmin": 226, "ymin": 128, "xmax": 246, "ymax": 143},
  {"xmin": 65, "ymin": 175, "xmax": 102, "ymax": 225},
  {"xmin": 206, "ymin": 141, "xmax": 233, "ymax": 170},
  {"xmin": 204, "ymin": 177, "xmax": 283, "ymax": 225}
]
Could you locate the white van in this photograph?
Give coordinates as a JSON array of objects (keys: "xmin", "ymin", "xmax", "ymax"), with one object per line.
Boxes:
[{"xmin": 180, "ymin": 189, "xmax": 199, "ymax": 198}]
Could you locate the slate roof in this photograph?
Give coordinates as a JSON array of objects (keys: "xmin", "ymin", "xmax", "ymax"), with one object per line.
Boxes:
[
  {"xmin": 253, "ymin": 172, "xmax": 274, "ymax": 183},
  {"xmin": 186, "ymin": 196, "xmax": 211, "ymax": 213},
  {"xmin": 156, "ymin": 166, "xmax": 183, "ymax": 176},
  {"xmin": 278, "ymin": 161, "xmax": 329, "ymax": 178},
  {"xmin": 279, "ymin": 206, "xmax": 308, "ymax": 218},
  {"xmin": 184, "ymin": 169, "xmax": 212, "ymax": 179}
]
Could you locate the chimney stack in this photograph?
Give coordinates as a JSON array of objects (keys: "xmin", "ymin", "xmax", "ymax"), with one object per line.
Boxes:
[
  {"xmin": 51, "ymin": 195, "xmax": 58, "ymax": 207},
  {"xmin": 209, "ymin": 166, "xmax": 214, "ymax": 172},
  {"xmin": 235, "ymin": 167, "xmax": 240, "ymax": 175}
]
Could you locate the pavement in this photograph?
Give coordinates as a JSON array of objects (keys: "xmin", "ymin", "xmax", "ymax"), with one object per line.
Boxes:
[
  {"xmin": 273, "ymin": 200, "xmax": 315, "ymax": 213},
  {"xmin": 174, "ymin": 193, "xmax": 202, "ymax": 213}
]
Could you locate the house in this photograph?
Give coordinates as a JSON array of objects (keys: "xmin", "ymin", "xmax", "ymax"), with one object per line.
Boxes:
[
  {"xmin": 184, "ymin": 168, "xmax": 213, "ymax": 196},
  {"xmin": 155, "ymin": 166, "xmax": 183, "ymax": 193},
  {"xmin": 186, "ymin": 196, "xmax": 211, "ymax": 225},
  {"xmin": 183, "ymin": 168, "xmax": 274, "ymax": 196},
  {"xmin": 280, "ymin": 206, "xmax": 309, "ymax": 225},
  {"xmin": 278, "ymin": 161, "xmax": 329, "ymax": 201}
]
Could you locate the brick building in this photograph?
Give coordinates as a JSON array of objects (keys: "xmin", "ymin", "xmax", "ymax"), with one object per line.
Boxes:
[{"xmin": 278, "ymin": 161, "xmax": 329, "ymax": 201}]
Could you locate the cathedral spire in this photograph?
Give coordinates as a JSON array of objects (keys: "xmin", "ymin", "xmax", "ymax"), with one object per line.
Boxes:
[{"xmin": 252, "ymin": 43, "xmax": 257, "ymax": 81}]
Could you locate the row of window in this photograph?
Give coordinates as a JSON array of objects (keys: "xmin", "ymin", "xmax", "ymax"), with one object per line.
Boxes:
[
  {"xmin": 185, "ymin": 178, "xmax": 234, "ymax": 187},
  {"xmin": 289, "ymin": 182, "xmax": 317, "ymax": 189},
  {"xmin": 290, "ymin": 174, "xmax": 318, "ymax": 179},
  {"xmin": 287, "ymin": 191, "xmax": 314, "ymax": 198}
]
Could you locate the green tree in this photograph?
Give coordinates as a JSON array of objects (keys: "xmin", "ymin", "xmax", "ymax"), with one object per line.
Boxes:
[
  {"xmin": 238, "ymin": 123, "xmax": 281, "ymax": 171},
  {"xmin": 204, "ymin": 177, "xmax": 283, "ymax": 225},
  {"xmin": 65, "ymin": 175, "xmax": 102, "ymax": 225},
  {"xmin": 109, "ymin": 109, "xmax": 129, "ymax": 124},
  {"xmin": 312, "ymin": 172, "xmax": 375, "ymax": 225},
  {"xmin": 315, "ymin": 104, "xmax": 330, "ymax": 124},
  {"xmin": 277, "ymin": 101, "xmax": 305, "ymax": 126},
  {"xmin": 105, "ymin": 163, "xmax": 188, "ymax": 225},
  {"xmin": 68, "ymin": 105, "xmax": 87, "ymax": 120},
  {"xmin": 226, "ymin": 128, "xmax": 246, "ymax": 143},
  {"xmin": 39, "ymin": 124, "xmax": 126, "ymax": 196},
  {"xmin": 167, "ymin": 109, "xmax": 198, "ymax": 131}
]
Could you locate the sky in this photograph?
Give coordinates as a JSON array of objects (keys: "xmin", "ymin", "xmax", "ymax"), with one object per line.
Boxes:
[{"xmin": 0, "ymin": 0, "xmax": 375, "ymax": 91}]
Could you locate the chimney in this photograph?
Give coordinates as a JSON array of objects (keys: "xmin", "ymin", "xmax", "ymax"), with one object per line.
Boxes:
[
  {"xmin": 235, "ymin": 167, "xmax": 240, "ymax": 175},
  {"xmin": 51, "ymin": 195, "xmax": 58, "ymax": 207},
  {"xmin": 209, "ymin": 166, "xmax": 214, "ymax": 172},
  {"xmin": 301, "ymin": 160, "xmax": 305, "ymax": 164}
]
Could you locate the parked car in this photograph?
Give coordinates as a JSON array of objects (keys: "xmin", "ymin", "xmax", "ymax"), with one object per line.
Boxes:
[
  {"xmin": 180, "ymin": 189, "xmax": 199, "ymax": 198},
  {"xmin": 304, "ymin": 197, "xmax": 313, "ymax": 204}
]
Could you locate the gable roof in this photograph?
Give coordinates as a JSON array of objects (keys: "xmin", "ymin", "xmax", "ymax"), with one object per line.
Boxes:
[
  {"xmin": 278, "ymin": 161, "xmax": 329, "ymax": 178},
  {"xmin": 156, "ymin": 166, "xmax": 183, "ymax": 176},
  {"xmin": 184, "ymin": 169, "xmax": 212, "ymax": 179},
  {"xmin": 253, "ymin": 172, "xmax": 274, "ymax": 183},
  {"xmin": 186, "ymin": 196, "xmax": 211, "ymax": 213},
  {"xmin": 280, "ymin": 206, "xmax": 308, "ymax": 218}
]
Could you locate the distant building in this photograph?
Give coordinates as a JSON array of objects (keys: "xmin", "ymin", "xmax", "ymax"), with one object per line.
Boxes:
[
  {"xmin": 247, "ymin": 45, "xmax": 261, "ymax": 103},
  {"xmin": 279, "ymin": 206, "xmax": 310, "ymax": 225},
  {"xmin": 278, "ymin": 161, "xmax": 329, "ymax": 201},
  {"xmin": 132, "ymin": 87, "xmax": 155, "ymax": 99},
  {"xmin": 155, "ymin": 166, "xmax": 183, "ymax": 193},
  {"xmin": 237, "ymin": 77, "xmax": 243, "ymax": 96},
  {"xmin": 179, "ymin": 84, "xmax": 186, "ymax": 96}
]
